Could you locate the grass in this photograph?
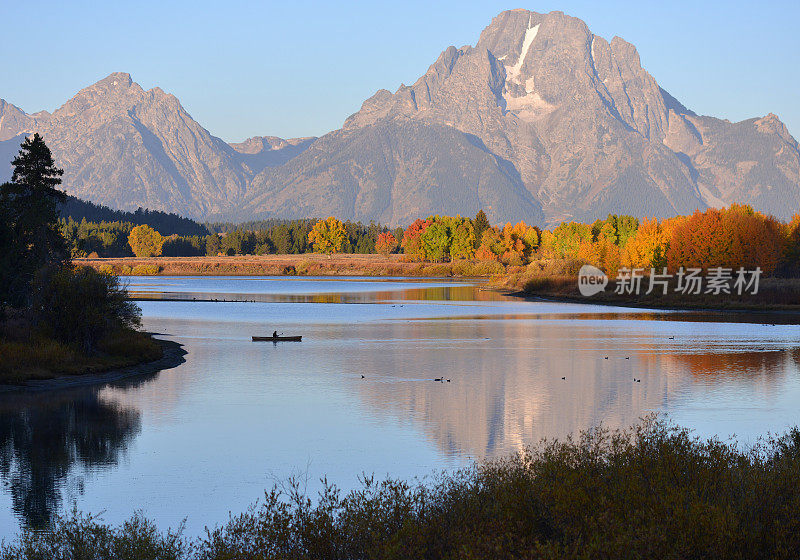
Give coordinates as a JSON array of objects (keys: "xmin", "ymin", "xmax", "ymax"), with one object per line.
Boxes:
[
  {"xmin": 75, "ymin": 254, "xmax": 510, "ymax": 279},
  {"xmin": 495, "ymin": 259, "xmax": 800, "ymax": 311},
  {"xmin": 76, "ymin": 254, "xmax": 800, "ymax": 310},
  {"xmin": 0, "ymin": 326, "xmax": 163, "ymax": 384},
  {"xmin": 2, "ymin": 417, "xmax": 800, "ymax": 559}
]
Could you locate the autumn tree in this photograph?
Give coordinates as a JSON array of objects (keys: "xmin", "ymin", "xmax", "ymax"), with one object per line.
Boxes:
[
  {"xmin": 475, "ymin": 227, "xmax": 504, "ymax": 261},
  {"xmin": 666, "ymin": 205, "xmax": 785, "ymax": 274},
  {"xmin": 622, "ymin": 217, "xmax": 669, "ymax": 270},
  {"xmin": 308, "ymin": 217, "xmax": 347, "ymax": 255},
  {"xmin": 782, "ymin": 213, "xmax": 800, "ymax": 275},
  {"xmin": 498, "ymin": 221, "xmax": 539, "ymax": 265},
  {"xmin": 401, "ymin": 219, "xmax": 430, "ymax": 261},
  {"xmin": 542, "ymin": 222, "xmax": 593, "ymax": 259},
  {"xmin": 375, "ymin": 232, "xmax": 399, "ymax": 256},
  {"xmin": 450, "ymin": 217, "xmax": 476, "ymax": 260},
  {"xmin": 128, "ymin": 225, "xmax": 164, "ymax": 258}
]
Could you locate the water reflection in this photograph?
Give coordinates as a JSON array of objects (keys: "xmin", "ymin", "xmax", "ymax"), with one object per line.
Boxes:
[
  {"xmin": 127, "ymin": 284, "xmax": 508, "ymax": 304},
  {"xmin": 349, "ymin": 320, "xmax": 800, "ymax": 459},
  {"xmin": 0, "ymin": 383, "xmax": 144, "ymax": 528},
  {"xmin": 2, "ymin": 277, "xmax": 800, "ymax": 538}
]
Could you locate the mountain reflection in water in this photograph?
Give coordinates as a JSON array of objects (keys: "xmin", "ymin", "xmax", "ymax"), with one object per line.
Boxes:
[{"xmin": 1, "ymin": 276, "xmax": 799, "ymax": 537}]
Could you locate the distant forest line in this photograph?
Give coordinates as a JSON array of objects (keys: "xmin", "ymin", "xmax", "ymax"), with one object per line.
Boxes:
[{"xmin": 60, "ymin": 196, "xmax": 800, "ymax": 278}]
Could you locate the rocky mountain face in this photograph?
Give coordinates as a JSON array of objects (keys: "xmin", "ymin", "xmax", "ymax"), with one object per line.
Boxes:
[
  {"xmin": 333, "ymin": 9, "xmax": 800, "ymax": 224},
  {"xmin": 1, "ymin": 10, "xmax": 798, "ymax": 224},
  {"xmin": 0, "ymin": 74, "xmax": 314, "ymax": 218}
]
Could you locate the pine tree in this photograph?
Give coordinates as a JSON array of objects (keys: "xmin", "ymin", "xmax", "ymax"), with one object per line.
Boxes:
[
  {"xmin": 474, "ymin": 209, "xmax": 490, "ymax": 248},
  {"xmin": 0, "ymin": 134, "xmax": 68, "ymax": 306}
]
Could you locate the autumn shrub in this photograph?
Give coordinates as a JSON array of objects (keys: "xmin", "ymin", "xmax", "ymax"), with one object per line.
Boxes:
[
  {"xmin": 470, "ymin": 260, "xmax": 505, "ymax": 275},
  {"xmin": 527, "ymin": 257, "xmax": 589, "ymax": 277},
  {"xmin": 131, "ymin": 264, "xmax": 161, "ymax": 275},
  {"xmin": 97, "ymin": 264, "xmax": 115, "ymax": 275},
  {"xmin": 118, "ymin": 265, "xmax": 133, "ymax": 275},
  {"xmin": 6, "ymin": 418, "xmax": 800, "ymax": 559}
]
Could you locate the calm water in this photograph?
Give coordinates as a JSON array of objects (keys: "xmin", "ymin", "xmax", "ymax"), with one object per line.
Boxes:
[{"xmin": 2, "ymin": 275, "xmax": 800, "ymax": 538}]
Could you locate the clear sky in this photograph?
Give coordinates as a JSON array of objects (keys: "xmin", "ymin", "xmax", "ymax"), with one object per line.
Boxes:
[{"xmin": 1, "ymin": 0, "xmax": 797, "ymax": 142}]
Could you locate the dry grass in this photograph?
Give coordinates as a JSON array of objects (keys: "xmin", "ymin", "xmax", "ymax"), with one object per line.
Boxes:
[
  {"xmin": 500, "ymin": 267, "xmax": 800, "ymax": 311},
  {"xmin": 0, "ymin": 329, "xmax": 163, "ymax": 384},
  {"xmin": 75, "ymin": 254, "xmax": 508, "ymax": 279}
]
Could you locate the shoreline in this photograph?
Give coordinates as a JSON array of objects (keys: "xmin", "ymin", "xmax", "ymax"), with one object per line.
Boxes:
[
  {"xmin": 503, "ymin": 289, "xmax": 800, "ymax": 316},
  {"xmin": 0, "ymin": 337, "xmax": 186, "ymax": 393},
  {"xmin": 74, "ymin": 254, "xmax": 506, "ymax": 278},
  {"xmin": 77, "ymin": 255, "xmax": 800, "ymax": 314}
]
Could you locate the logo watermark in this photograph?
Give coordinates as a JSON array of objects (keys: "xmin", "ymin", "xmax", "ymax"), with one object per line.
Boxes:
[
  {"xmin": 578, "ymin": 265, "xmax": 609, "ymax": 296},
  {"xmin": 577, "ymin": 266, "xmax": 761, "ymax": 297}
]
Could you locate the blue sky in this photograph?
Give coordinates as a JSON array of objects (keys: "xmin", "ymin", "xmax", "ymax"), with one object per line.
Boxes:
[{"xmin": 1, "ymin": 0, "xmax": 797, "ymax": 142}]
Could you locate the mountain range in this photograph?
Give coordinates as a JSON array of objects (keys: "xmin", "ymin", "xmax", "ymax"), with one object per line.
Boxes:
[{"xmin": 1, "ymin": 9, "xmax": 798, "ymax": 225}]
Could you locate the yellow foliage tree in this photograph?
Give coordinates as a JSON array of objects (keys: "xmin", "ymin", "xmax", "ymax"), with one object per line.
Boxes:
[
  {"xmin": 308, "ymin": 217, "xmax": 347, "ymax": 255},
  {"xmin": 127, "ymin": 225, "xmax": 164, "ymax": 258},
  {"xmin": 621, "ymin": 217, "xmax": 670, "ymax": 270}
]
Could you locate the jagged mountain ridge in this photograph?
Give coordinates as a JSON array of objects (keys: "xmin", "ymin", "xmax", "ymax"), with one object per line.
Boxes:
[
  {"xmin": 0, "ymin": 74, "xmax": 316, "ymax": 218},
  {"xmin": 334, "ymin": 9, "xmax": 800, "ymax": 223},
  {"xmin": 1, "ymin": 9, "xmax": 798, "ymax": 225}
]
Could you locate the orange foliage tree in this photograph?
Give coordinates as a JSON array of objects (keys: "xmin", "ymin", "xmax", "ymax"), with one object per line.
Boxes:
[
  {"xmin": 666, "ymin": 205, "xmax": 785, "ymax": 274},
  {"xmin": 401, "ymin": 219, "xmax": 430, "ymax": 261},
  {"xmin": 375, "ymin": 232, "xmax": 398, "ymax": 256}
]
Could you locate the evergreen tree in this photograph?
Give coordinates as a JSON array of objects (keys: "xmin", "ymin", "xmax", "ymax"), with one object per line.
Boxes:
[
  {"xmin": 474, "ymin": 209, "xmax": 490, "ymax": 248},
  {"xmin": 0, "ymin": 134, "xmax": 67, "ymax": 306}
]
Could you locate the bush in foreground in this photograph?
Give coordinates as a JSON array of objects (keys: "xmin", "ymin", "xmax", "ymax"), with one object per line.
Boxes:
[
  {"xmin": 31, "ymin": 266, "xmax": 141, "ymax": 354},
  {"xmin": 3, "ymin": 418, "xmax": 800, "ymax": 559}
]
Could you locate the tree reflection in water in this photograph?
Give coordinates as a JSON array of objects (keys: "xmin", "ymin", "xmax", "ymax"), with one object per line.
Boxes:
[{"xmin": 0, "ymin": 384, "xmax": 143, "ymax": 529}]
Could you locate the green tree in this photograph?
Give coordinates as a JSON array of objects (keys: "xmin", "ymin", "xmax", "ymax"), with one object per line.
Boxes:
[
  {"xmin": 474, "ymin": 209, "xmax": 490, "ymax": 248},
  {"xmin": 0, "ymin": 134, "xmax": 67, "ymax": 307},
  {"xmin": 421, "ymin": 218, "xmax": 453, "ymax": 262},
  {"xmin": 221, "ymin": 229, "xmax": 244, "ymax": 255},
  {"xmin": 127, "ymin": 225, "xmax": 164, "ymax": 257},
  {"xmin": 205, "ymin": 234, "xmax": 221, "ymax": 256},
  {"xmin": 450, "ymin": 218, "xmax": 476, "ymax": 260},
  {"xmin": 308, "ymin": 217, "xmax": 347, "ymax": 254}
]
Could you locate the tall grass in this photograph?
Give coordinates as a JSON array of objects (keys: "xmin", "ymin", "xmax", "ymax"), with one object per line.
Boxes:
[
  {"xmin": 3, "ymin": 417, "xmax": 800, "ymax": 559},
  {"xmin": 0, "ymin": 330, "xmax": 163, "ymax": 383}
]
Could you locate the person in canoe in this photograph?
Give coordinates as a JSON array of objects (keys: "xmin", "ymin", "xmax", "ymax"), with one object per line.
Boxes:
[{"xmin": 272, "ymin": 330, "xmax": 278, "ymax": 338}]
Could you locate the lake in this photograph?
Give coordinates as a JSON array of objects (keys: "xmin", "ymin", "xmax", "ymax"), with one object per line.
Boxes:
[{"xmin": 1, "ymin": 275, "xmax": 800, "ymax": 539}]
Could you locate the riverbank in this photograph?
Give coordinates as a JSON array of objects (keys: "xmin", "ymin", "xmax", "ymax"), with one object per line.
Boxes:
[
  {"xmin": 498, "ymin": 273, "xmax": 800, "ymax": 312},
  {"xmin": 0, "ymin": 332, "xmax": 184, "ymax": 388},
  {"xmin": 75, "ymin": 253, "xmax": 507, "ymax": 277},
  {"xmin": 3, "ymin": 418, "xmax": 799, "ymax": 559},
  {"xmin": 75, "ymin": 254, "xmax": 800, "ymax": 312}
]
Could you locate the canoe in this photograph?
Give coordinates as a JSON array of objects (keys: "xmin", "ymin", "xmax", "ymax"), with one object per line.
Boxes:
[{"xmin": 252, "ymin": 335, "xmax": 302, "ymax": 342}]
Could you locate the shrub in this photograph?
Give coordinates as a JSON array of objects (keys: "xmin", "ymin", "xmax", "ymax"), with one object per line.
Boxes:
[
  {"xmin": 5, "ymin": 418, "xmax": 800, "ymax": 559},
  {"xmin": 31, "ymin": 266, "xmax": 142, "ymax": 354},
  {"xmin": 131, "ymin": 264, "xmax": 161, "ymax": 276}
]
